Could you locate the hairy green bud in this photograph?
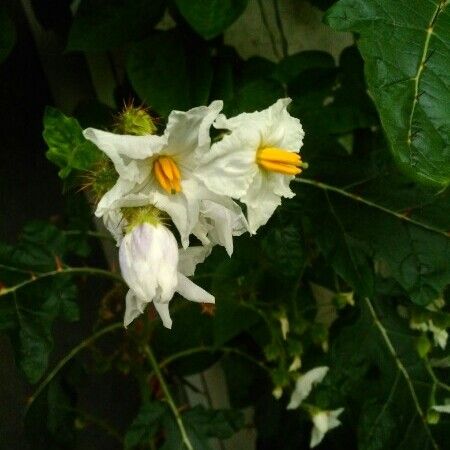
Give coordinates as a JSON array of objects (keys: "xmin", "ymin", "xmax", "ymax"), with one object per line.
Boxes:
[{"xmin": 114, "ymin": 104, "xmax": 157, "ymax": 136}]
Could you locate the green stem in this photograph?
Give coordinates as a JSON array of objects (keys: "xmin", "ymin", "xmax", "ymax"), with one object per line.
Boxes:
[
  {"xmin": 1, "ymin": 267, "xmax": 125, "ymax": 297},
  {"xmin": 365, "ymin": 298, "xmax": 439, "ymax": 450},
  {"xmin": 295, "ymin": 178, "xmax": 449, "ymax": 238},
  {"xmin": 143, "ymin": 345, "xmax": 194, "ymax": 450},
  {"xmin": 25, "ymin": 322, "xmax": 123, "ymax": 415},
  {"xmin": 425, "ymin": 360, "xmax": 450, "ymax": 394},
  {"xmin": 157, "ymin": 346, "xmax": 270, "ymax": 375}
]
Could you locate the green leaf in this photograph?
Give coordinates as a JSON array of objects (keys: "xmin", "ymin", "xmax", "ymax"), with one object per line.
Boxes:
[
  {"xmin": 274, "ymin": 50, "xmax": 335, "ymax": 84},
  {"xmin": 175, "ymin": 0, "xmax": 248, "ymax": 39},
  {"xmin": 161, "ymin": 406, "xmax": 244, "ymax": 450},
  {"xmin": 127, "ymin": 30, "xmax": 213, "ymax": 117},
  {"xmin": 329, "ymin": 296, "xmax": 447, "ymax": 449},
  {"xmin": 262, "ymin": 226, "xmax": 306, "ymax": 279},
  {"xmin": 226, "ymin": 78, "xmax": 284, "ymax": 115},
  {"xmin": 0, "ymin": 6, "xmax": 16, "ymax": 63},
  {"xmin": 43, "ymin": 107, "xmax": 102, "ymax": 179},
  {"xmin": 326, "ymin": 0, "xmax": 450, "ymax": 187},
  {"xmin": 67, "ymin": 0, "xmax": 166, "ymax": 51},
  {"xmin": 0, "ymin": 221, "xmax": 80, "ymax": 383},
  {"xmin": 17, "ymin": 277, "xmax": 79, "ymax": 383},
  {"xmin": 125, "ymin": 401, "xmax": 167, "ymax": 449},
  {"xmin": 183, "ymin": 406, "xmax": 244, "ymax": 439}
]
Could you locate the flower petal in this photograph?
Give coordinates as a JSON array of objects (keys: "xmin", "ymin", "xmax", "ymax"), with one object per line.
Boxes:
[
  {"xmin": 176, "ymin": 273, "xmax": 215, "ymax": 304},
  {"xmin": 164, "ymin": 100, "xmax": 223, "ymax": 160},
  {"xmin": 241, "ymin": 171, "xmax": 281, "ymax": 234},
  {"xmin": 287, "ymin": 366, "xmax": 329, "ymax": 410},
  {"xmin": 178, "ymin": 246, "xmax": 212, "ymax": 277},
  {"xmin": 83, "ymin": 128, "xmax": 165, "ymax": 183},
  {"xmin": 197, "ymin": 126, "xmax": 259, "ymax": 199},
  {"xmin": 124, "ymin": 290, "xmax": 147, "ymax": 327},
  {"xmin": 153, "ymin": 301, "xmax": 172, "ymax": 329}
]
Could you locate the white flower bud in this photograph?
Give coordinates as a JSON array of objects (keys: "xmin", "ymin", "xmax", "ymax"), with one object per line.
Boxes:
[{"xmin": 119, "ymin": 222, "xmax": 178, "ymax": 328}]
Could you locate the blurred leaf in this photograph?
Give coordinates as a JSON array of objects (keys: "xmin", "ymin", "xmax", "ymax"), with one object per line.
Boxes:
[
  {"xmin": 226, "ymin": 78, "xmax": 284, "ymax": 115},
  {"xmin": 274, "ymin": 50, "xmax": 335, "ymax": 84},
  {"xmin": 16, "ymin": 277, "xmax": 79, "ymax": 383},
  {"xmin": 125, "ymin": 401, "xmax": 167, "ymax": 449},
  {"xmin": 326, "ymin": 0, "xmax": 450, "ymax": 186},
  {"xmin": 43, "ymin": 107, "xmax": 102, "ymax": 179},
  {"xmin": 67, "ymin": 0, "xmax": 165, "ymax": 51},
  {"xmin": 0, "ymin": 221, "xmax": 80, "ymax": 383},
  {"xmin": 161, "ymin": 406, "xmax": 244, "ymax": 449},
  {"xmin": 330, "ymin": 296, "xmax": 449, "ymax": 449},
  {"xmin": 0, "ymin": 6, "xmax": 16, "ymax": 64},
  {"xmin": 175, "ymin": 0, "xmax": 248, "ymax": 39},
  {"xmin": 127, "ymin": 29, "xmax": 213, "ymax": 116},
  {"xmin": 262, "ymin": 225, "xmax": 306, "ymax": 279},
  {"xmin": 152, "ymin": 303, "xmax": 216, "ymax": 375}
]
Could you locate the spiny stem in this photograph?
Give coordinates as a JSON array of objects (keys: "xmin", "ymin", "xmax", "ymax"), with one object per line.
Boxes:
[
  {"xmin": 1, "ymin": 267, "xmax": 125, "ymax": 297},
  {"xmin": 143, "ymin": 345, "xmax": 194, "ymax": 450},
  {"xmin": 295, "ymin": 177, "xmax": 449, "ymax": 238},
  {"xmin": 25, "ymin": 322, "xmax": 123, "ymax": 415}
]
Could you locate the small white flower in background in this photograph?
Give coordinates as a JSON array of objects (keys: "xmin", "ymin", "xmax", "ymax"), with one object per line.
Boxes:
[
  {"xmin": 431, "ymin": 403, "xmax": 450, "ymax": 414},
  {"xmin": 289, "ymin": 355, "xmax": 302, "ymax": 372},
  {"xmin": 287, "ymin": 366, "xmax": 329, "ymax": 410},
  {"xmin": 120, "ymin": 222, "xmax": 214, "ymax": 329},
  {"xmin": 279, "ymin": 314, "xmax": 290, "ymax": 340},
  {"xmin": 410, "ymin": 320, "xmax": 448, "ymax": 349},
  {"xmin": 84, "ymin": 101, "xmax": 243, "ymax": 249},
  {"xmin": 198, "ymin": 98, "xmax": 305, "ymax": 233},
  {"xmin": 310, "ymin": 408, "xmax": 344, "ymax": 448}
]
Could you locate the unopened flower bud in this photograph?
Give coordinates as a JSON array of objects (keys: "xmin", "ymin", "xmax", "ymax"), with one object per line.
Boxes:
[{"xmin": 114, "ymin": 104, "xmax": 157, "ymax": 136}]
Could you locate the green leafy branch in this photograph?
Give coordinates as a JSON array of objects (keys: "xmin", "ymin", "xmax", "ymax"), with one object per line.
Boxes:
[
  {"xmin": 295, "ymin": 177, "xmax": 449, "ymax": 239},
  {"xmin": 365, "ymin": 297, "xmax": 439, "ymax": 450},
  {"xmin": 0, "ymin": 265, "xmax": 124, "ymax": 298}
]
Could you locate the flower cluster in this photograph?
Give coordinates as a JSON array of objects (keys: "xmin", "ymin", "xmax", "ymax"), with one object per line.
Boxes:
[{"xmin": 83, "ymin": 98, "xmax": 305, "ymax": 329}]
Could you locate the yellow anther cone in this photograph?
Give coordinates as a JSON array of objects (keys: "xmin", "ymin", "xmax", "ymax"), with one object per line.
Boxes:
[
  {"xmin": 153, "ymin": 156, "xmax": 182, "ymax": 194},
  {"xmin": 257, "ymin": 147, "xmax": 302, "ymax": 175}
]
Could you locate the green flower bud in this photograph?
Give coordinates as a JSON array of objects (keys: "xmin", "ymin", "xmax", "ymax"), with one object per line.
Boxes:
[
  {"xmin": 427, "ymin": 409, "xmax": 440, "ymax": 425},
  {"xmin": 416, "ymin": 334, "xmax": 432, "ymax": 358},
  {"xmin": 114, "ymin": 103, "xmax": 157, "ymax": 136},
  {"xmin": 122, "ymin": 205, "xmax": 162, "ymax": 232}
]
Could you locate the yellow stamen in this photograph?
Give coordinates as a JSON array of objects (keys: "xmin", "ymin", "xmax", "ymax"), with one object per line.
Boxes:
[
  {"xmin": 153, "ymin": 156, "xmax": 182, "ymax": 194},
  {"xmin": 257, "ymin": 147, "xmax": 302, "ymax": 175}
]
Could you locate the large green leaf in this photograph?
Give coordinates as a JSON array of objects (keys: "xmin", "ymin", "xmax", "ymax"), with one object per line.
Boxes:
[
  {"xmin": 127, "ymin": 30, "xmax": 213, "ymax": 117},
  {"xmin": 325, "ymin": 0, "xmax": 450, "ymax": 187},
  {"xmin": 0, "ymin": 6, "xmax": 16, "ymax": 63},
  {"xmin": 161, "ymin": 406, "xmax": 244, "ymax": 450},
  {"xmin": 175, "ymin": 0, "xmax": 248, "ymax": 39},
  {"xmin": 125, "ymin": 401, "xmax": 168, "ymax": 449},
  {"xmin": 0, "ymin": 222, "xmax": 80, "ymax": 383},
  {"xmin": 43, "ymin": 107, "xmax": 102, "ymax": 179},
  {"xmin": 67, "ymin": 0, "xmax": 165, "ymax": 51},
  {"xmin": 329, "ymin": 296, "xmax": 449, "ymax": 449}
]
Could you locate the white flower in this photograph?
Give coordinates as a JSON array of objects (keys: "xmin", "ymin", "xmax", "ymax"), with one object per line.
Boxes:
[
  {"xmin": 310, "ymin": 408, "xmax": 344, "ymax": 448},
  {"xmin": 84, "ymin": 101, "xmax": 230, "ymax": 247},
  {"xmin": 192, "ymin": 195, "xmax": 247, "ymax": 256},
  {"xmin": 287, "ymin": 366, "xmax": 329, "ymax": 410},
  {"xmin": 431, "ymin": 403, "xmax": 450, "ymax": 414},
  {"xmin": 410, "ymin": 320, "xmax": 448, "ymax": 349},
  {"xmin": 198, "ymin": 98, "xmax": 304, "ymax": 233},
  {"xmin": 120, "ymin": 223, "xmax": 214, "ymax": 329}
]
